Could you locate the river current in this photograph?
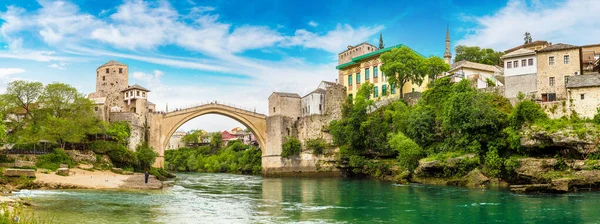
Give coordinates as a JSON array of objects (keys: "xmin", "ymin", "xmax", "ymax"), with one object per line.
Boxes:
[{"xmin": 13, "ymin": 173, "xmax": 600, "ymax": 223}]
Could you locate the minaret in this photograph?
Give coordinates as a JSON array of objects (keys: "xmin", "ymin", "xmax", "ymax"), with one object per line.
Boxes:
[{"xmin": 444, "ymin": 26, "xmax": 452, "ymax": 64}]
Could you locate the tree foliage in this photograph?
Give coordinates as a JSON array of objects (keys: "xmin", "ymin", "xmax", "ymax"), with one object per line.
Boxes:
[
  {"xmin": 136, "ymin": 143, "xmax": 158, "ymax": 170},
  {"xmin": 389, "ymin": 132, "xmax": 424, "ymax": 171},
  {"xmin": 378, "ymin": 33, "xmax": 384, "ymax": 49},
  {"xmin": 281, "ymin": 137, "xmax": 301, "ymax": 158},
  {"xmin": 424, "ymin": 56, "xmax": 450, "ymax": 80},
  {"xmin": 380, "ymin": 46, "xmax": 427, "ymax": 98},
  {"xmin": 165, "ymin": 144, "xmax": 261, "ymax": 175},
  {"xmin": 210, "ymin": 132, "xmax": 223, "ymax": 150},
  {"xmin": 454, "ymin": 45, "xmax": 504, "ymax": 66},
  {"xmin": 107, "ymin": 122, "xmax": 131, "ymax": 144},
  {"xmin": 524, "ymin": 32, "xmax": 532, "ymax": 44}
]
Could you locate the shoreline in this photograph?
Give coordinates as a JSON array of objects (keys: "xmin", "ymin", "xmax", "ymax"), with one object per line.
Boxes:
[{"xmin": 32, "ymin": 168, "xmax": 164, "ymax": 190}]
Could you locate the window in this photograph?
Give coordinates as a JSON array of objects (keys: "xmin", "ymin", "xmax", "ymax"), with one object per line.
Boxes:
[
  {"xmin": 356, "ymin": 73, "xmax": 361, "ymax": 84},
  {"xmin": 564, "ymin": 55, "xmax": 570, "ymax": 64},
  {"xmin": 365, "ymin": 68, "xmax": 370, "ymax": 80},
  {"xmin": 522, "ymin": 59, "xmax": 526, "ymax": 67},
  {"xmin": 549, "ymin": 56, "xmax": 555, "ymax": 65},
  {"xmin": 528, "ymin": 58, "xmax": 534, "ymax": 66},
  {"xmin": 106, "ymin": 68, "xmax": 109, "ymax": 73},
  {"xmin": 549, "ymin": 77, "xmax": 555, "ymax": 86},
  {"xmin": 102, "ymin": 76, "xmax": 105, "ymax": 81},
  {"xmin": 581, "ymin": 94, "xmax": 585, "ymax": 100},
  {"xmin": 412, "ymin": 88, "xmax": 415, "ymax": 92},
  {"xmin": 319, "ymin": 104, "xmax": 322, "ymax": 112},
  {"xmin": 391, "ymin": 84, "xmax": 396, "ymax": 94},
  {"xmin": 513, "ymin": 60, "xmax": 519, "ymax": 68},
  {"xmin": 119, "ymin": 68, "xmax": 123, "ymax": 74},
  {"xmin": 373, "ymin": 66, "xmax": 378, "ymax": 78},
  {"xmin": 542, "ymin": 93, "xmax": 557, "ymax": 102},
  {"xmin": 374, "ymin": 86, "xmax": 379, "ymax": 97},
  {"xmin": 348, "ymin": 75, "xmax": 353, "ymax": 86},
  {"xmin": 507, "ymin": 61, "xmax": 512, "ymax": 69},
  {"xmin": 94, "ymin": 106, "xmax": 98, "ymax": 112},
  {"xmin": 273, "ymin": 107, "xmax": 276, "ymax": 113},
  {"xmin": 142, "ymin": 92, "xmax": 146, "ymax": 97},
  {"xmin": 382, "ymin": 84, "xmax": 387, "ymax": 96},
  {"xmin": 137, "ymin": 91, "xmax": 140, "ymax": 96},
  {"xmin": 565, "ymin": 76, "xmax": 570, "ymax": 85}
]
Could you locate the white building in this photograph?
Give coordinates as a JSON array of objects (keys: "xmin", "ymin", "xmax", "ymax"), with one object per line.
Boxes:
[
  {"xmin": 447, "ymin": 60, "xmax": 504, "ymax": 89},
  {"xmin": 301, "ymin": 81, "xmax": 336, "ymax": 116},
  {"xmin": 168, "ymin": 131, "xmax": 186, "ymax": 150},
  {"xmin": 501, "ymin": 48, "xmax": 538, "ymax": 99}
]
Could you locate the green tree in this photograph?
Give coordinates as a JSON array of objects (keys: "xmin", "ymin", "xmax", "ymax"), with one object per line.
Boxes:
[
  {"xmin": 2, "ymin": 80, "xmax": 44, "ymax": 120},
  {"xmin": 424, "ymin": 56, "xmax": 450, "ymax": 80},
  {"xmin": 330, "ymin": 83, "xmax": 374, "ymax": 155},
  {"xmin": 380, "ymin": 46, "xmax": 427, "ymax": 98},
  {"xmin": 0, "ymin": 115, "xmax": 5, "ymax": 144},
  {"xmin": 136, "ymin": 144, "xmax": 158, "ymax": 170},
  {"xmin": 281, "ymin": 137, "xmax": 301, "ymax": 158},
  {"xmin": 454, "ymin": 45, "xmax": 504, "ymax": 66},
  {"xmin": 210, "ymin": 132, "xmax": 223, "ymax": 150},
  {"xmin": 107, "ymin": 121, "xmax": 130, "ymax": 143},
  {"xmin": 378, "ymin": 33, "xmax": 384, "ymax": 49},
  {"xmin": 524, "ymin": 32, "xmax": 532, "ymax": 44},
  {"xmin": 389, "ymin": 132, "xmax": 425, "ymax": 171}
]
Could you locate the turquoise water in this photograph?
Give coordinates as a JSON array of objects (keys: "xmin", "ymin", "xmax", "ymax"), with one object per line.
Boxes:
[{"xmin": 14, "ymin": 173, "xmax": 600, "ymax": 223}]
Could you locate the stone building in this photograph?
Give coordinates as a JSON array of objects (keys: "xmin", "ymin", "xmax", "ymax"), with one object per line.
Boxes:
[
  {"xmin": 535, "ymin": 43, "xmax": 583, "ymax": 102},
  {"xmin": 501, "ymin": 48, "xmax": 538, "ymax": 99},
  {"xmin": 87, "ymin": 60, "xmax": 155, "ymax": 150},
  {"xmin": 447, "ymin": 60, "xmax": 504, "ymax": 88},
  {"xmin": 167, "ymin": 131, "xmax": 186, "ymax": 150},
  {"xmin": 566, "ymin": 74, "xmax": 600, "ymax": 118},
  {"xmin": 582, "ymin": 44, "xmax": 600, "ymax": 74},
  {"xmin": 301, "ymin": 81, "xmax": 338, "ymax": 116},
  {"xmin": 505, "ymin": 40, "xmax": 551, "ymax": 54}
]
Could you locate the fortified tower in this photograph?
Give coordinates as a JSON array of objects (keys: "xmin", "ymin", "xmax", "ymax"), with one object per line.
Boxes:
[{"xmin": 93, "ymin": 60, "xmax": 129, "ymax": 109}]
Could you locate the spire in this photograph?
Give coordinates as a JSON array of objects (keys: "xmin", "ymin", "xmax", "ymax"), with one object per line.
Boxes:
[{"xmin": 444, "ymin": 26, "xmax": 452, "ymax": 64}]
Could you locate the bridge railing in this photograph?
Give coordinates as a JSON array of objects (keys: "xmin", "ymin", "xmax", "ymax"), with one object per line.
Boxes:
[{"xmin": 153, "ymin": 101, "xmax": 264, "ymax": 116}]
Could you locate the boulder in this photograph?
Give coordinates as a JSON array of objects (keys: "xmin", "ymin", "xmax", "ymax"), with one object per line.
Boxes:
[
  {"xmin": 111, "ymin": 168, "xmax": 123, "ymax": 174},
  {"xmin": 56, "ymin": 168, "xmax": 69, "ymax": 176},
  {"xmin": 414, "ymin": 153, "xmax": 478, "ymax": 177},
  {"xmin": 510, "ymin": 184, "xmax": 555, "ymax": 193},
  {"xmin": 14, "ymin": 160, "xmax": 36, "ymax": 168},
  {"xmin": 520, "ymin": 125, "xmax": 599, "ymax": 155},
  {"xmin": 3, "ymin": 169, "xmax": 35, "ymax": 177},
  {"xmin": 460, "ymin": 169, "xmax": 490, "ymax": 188},
  {"xmin": 65, "ymin": 150, "xmax": 97, "ymax": 164}
]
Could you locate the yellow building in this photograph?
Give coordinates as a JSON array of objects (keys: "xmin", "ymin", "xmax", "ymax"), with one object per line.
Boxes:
[{"xmin": 335, "ymin": 43, "xmax": 429, "ymax": 99}]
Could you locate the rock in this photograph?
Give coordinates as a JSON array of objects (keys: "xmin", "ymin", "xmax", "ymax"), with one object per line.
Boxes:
[
  {"xmin": 520, "ymin": 125, "xmax": 599, "ymax": 155},
  {"xmin": 56, "ymin": 168, "xmax": 70, "ymax": 176},
  {"xmin": 510, "ymin": 184, "xmax": 556, "ymax": 193},
  {"xmin": 14, "ymin": 160, "xmax": 36, "ymax": 168},
  {"xmin": 123, "ymin": 171, "xmax": 134, "ymax": 175},
  {"xmin": 3, "ymin": 169, "xmax": 36, "ymax": 177},
  {"xmin": 414, "ymin": 153, "xmax": 478, "ymax": 177},
  {"xmin": 460, "ymin": 169, "xmax": 490, "ymax": 188},
  {"xmin": 59, "ymin": 164, "xmax": 69, "ymax": 168},
  {"xmin": 65, "ymin": 150, "xmax": 97, "ymax": 164},
  {"xmin": 516, "ymin": 158, "xmax": 556, "ymax": 180},
  {"xmin": 111, "ymin": 168, "xmax": 123, "ymax": 174},
  {"xmin": 0, "ymin": 163, "xmax": 14, "ymax": 167}
]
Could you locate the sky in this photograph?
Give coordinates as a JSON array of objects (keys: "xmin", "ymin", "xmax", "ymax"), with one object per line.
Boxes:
[{"xmin": 1, "ymin": 0, "xmax": 599, "ymax": 132}]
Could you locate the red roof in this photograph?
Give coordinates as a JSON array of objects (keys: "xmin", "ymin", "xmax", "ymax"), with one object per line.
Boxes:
[{"xmin": 221, "ymin": 131, "xmax": 237, "ymax": 141}]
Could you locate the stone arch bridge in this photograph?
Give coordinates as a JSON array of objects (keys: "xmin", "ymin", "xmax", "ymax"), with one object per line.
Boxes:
[{"xmin": 148, "ymin": 102, "xmax": 267, "ymax": 167}]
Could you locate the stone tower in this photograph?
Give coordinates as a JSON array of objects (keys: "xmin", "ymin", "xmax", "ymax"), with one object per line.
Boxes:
[
  {"xmin": 95, "ymin": 60, "xmax": 129, "ymax": 108},
  {"xmin": 444, "ymin": 26, "xmax": 452, "ymax": 64}
]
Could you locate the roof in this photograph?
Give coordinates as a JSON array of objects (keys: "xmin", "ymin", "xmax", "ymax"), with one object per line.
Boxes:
[
  {"xmin": 98, "ymin": 60, "xmax": 126, "ymax": 68},
  {"xmin": 504, "ymin": 40, "xmax": 549, "ymax": 53},
  {"xmin": 121, "ymin": 84, "xmax": 150, "ymax": 92},
  {"xmin": 270, "ymin": 92, "xmax": 301, "ymax": 98},
  {"xmin": 339, "ymin": 42, "xmax": 377, "ymax": 55},
  {"xmin": 303, "ymin": 88, "xmax": 326, "ymax": 98},
  {"xmin": 449, "ymin": 60, "xmax": 503, "ymax": 73},
  {"xmin": 536, "ymin": 43, "xmax": 580, "ymax": 53},
  {"xmin": 501, "ymin": 48, "xmax": 535, "ymax": 59},
  {"xmin": 566, "ymin": 74, "xmax": 600, "ymax": 88},
  {"xmin": 336, "ymin": 44, "xmax": 425, "ymax": 70}
]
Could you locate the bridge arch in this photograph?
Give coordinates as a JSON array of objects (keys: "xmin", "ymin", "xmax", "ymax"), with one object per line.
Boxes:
[{"xmin": 149, "ymin": 103, "xmax": 267, "ymax": 167}]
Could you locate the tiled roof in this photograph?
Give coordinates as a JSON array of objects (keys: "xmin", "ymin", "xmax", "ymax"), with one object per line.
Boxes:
[
  {"xmin": 566, "ymin": 74, "xmax": 600, "ymax": 88},
  {"xmin": 303, "ymin": 88, "xmax": 326, "ymax": 98},
  {"xmin": 98, "ymin": 60, "xmax": 126, "ymax": 68},
  {"xmin": 121, "ymin": 84, "xmax": 150, "ymax": 92},
  {"xmin": 501, "ymin": 48, "xmax": 535, "ymax": 59},
  {"xmin": 449, "ymin": 60, "xmax": 503, "ymax": 73},
  {"xmin": 336, "ymin": 44, "xmax": 425, "ymax": 70},
  {"xmin": 536, "ymin": 43, "xmax": 579, "ymax": 53},
  {"xmin": 504, "ymin": 40, "xmax": 549, "ymax": 53},
  {"xmin": 270, "ymin": 92, "xmax": 301, "ymax": 98}
]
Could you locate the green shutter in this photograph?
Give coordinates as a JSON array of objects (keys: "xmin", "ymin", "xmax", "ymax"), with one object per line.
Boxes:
[
  {"xmin": 374, "ymin": 86, "xmax": 379, "ymax": 97},
  {"xmin": 348, "ymin": 75, "xmax": 352, "ymax": 85},
  {"xmin": 365, "ymin": 68, "xmax": 370, "ymax": 80},
  {"xmin": 356, "ymin": 73, "xmax": 360, "ymax": 83},
  {"xmin": 374, "ymin": 66, "xmax": 378, "ymax": 78}
]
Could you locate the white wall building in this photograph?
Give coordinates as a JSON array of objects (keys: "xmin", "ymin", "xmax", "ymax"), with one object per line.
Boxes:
[
  {"xmin": 168, "ymin": 131, "xmax": 186, "ymax": 150},
  {"xmin": 501, "ymin": 48, "xmax": 538, "ymax": 99},
  {"xmin": 301, "ymin": 81, "xmax": 336, "ymax": 116},
  {"xmin": 447, "ymin": 60, "xmax": 504, "ymax": 88}
]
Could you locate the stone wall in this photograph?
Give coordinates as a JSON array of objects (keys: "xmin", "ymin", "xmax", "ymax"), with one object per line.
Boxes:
[
  {"xmin": 480, "ymin": 86, "xmax": 505, "ymax": 96},
  {"xmin": 540, "ymin": 100, "xmax": 570, "ymax": 119},
  {"xmin": 536, "ymin": 48, "xmax": 582, "ymax": 100},
  {"xmin": 568, "ymin": 86, "xmax": 600, "ymax": 118},
  {"xmin": 268, "ymin": 94, "xmax": 301, "ymax": 118},
  {"xmin": 504, "ymin": 73, "xmax": 537, "ymax": 99},
  {"xmin": 110, "ymin": 112, "xmax": 146, "ymax": 151}
]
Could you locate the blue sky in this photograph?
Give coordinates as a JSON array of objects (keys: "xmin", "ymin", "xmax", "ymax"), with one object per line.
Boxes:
[{"xmin": 1, "ymin": 0, "xmax": 599, "ymax": 132}]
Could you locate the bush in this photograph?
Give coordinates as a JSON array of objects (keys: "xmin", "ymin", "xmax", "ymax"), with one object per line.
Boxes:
[
  {"xmin": 36, "ymin": 148, "xmax": 75, "ymax": 170},
  {"xmin": 135, "ymin": 144, "xmax": 158, "ymax": 171},
  {"xmin": 150, "ymin": 167, "xmax": 175, "ymax": 181},
  {"xmin": 107, "ymin": 145, "xmax": 137, "ymax": 169},
  {"xmin": 509, "ymin": 100, "xmax": 547, "ymax": 128},
  {"xmin": 89, "ymin": 140, "xmax": 121, "ymax": 154},
  {"xmin": 388, "ymin": 132, "xmax": 424, "ymax": 171},
  {"xmin": 305, "ymin": 138, "xmax": 328, "ymax": 155},
  {"xmin": 281, "ymin": 137, "xmax": 301, "ymax": 158},
  {"xmin": 483, "ymin": 148, "xmax": 504, "ymax": 178}
]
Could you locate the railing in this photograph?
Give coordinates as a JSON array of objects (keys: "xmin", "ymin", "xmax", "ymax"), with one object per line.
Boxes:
[{"xmin": 154, "ymin": 101, "xmax": 265, "ymax": 116}]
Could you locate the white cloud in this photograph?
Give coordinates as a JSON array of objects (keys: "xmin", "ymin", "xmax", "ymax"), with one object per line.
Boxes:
[
  {"xmin": 282, "ymin": 24, "xmax": 385, "ymax": 53},
  {"xmin": 308, "ymin": 21, "xmax": 318, "ymax": 27},
  {"xmin": 0, "ymin": 68, "xmax": 25, "ymax": 78},
  {"xmin": 457, "ymin": 0, "xmax": 600, "ymax": 51},
  {"xmin": 47, "ymin": 61, "xmax": 69, "ymax": 70}
]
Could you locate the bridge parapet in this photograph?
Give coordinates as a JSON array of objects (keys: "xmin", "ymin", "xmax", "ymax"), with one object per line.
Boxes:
[{"xmin": 154, "ymin": 102, "xmax": 266, "ymax": 118}]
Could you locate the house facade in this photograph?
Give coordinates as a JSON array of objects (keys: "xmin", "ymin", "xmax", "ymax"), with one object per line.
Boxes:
[
  {"xmin": 535, "ymin": 43, "xmax": 582, "ymax": 102},
  {"xmin": 501, "ymin": 48, "xmax": 538, "ymax": 98},
  {"xmin": 447, "ymin": 60, "xmax": 504, "ymax": 89},
  {"xmin": 566, "ymin": 74, "xmax": 600, "ymax": 118}
]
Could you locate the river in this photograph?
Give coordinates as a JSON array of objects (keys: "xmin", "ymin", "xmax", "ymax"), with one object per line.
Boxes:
[{"xmin": 13, "ymin": 173, "xmax": 600, "ymax": 223}]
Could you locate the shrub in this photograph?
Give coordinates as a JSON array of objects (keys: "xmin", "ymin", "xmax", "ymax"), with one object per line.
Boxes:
[
  {"xmin": 483, "ymin": 148, "xmax": 504, "ymax": 178},
  {"xmin": 281, "ymin": 137, "xmax": 301, "ymax": 158},
  {"xmin": 107, "ymin": 145, "xmax": 137, "ymax": 169},
  {"xmin": 36, "ymin": 148, "xmax": 75, "ymax": 170},
  {"xmin": 593, "ymin": 108, "xmax": 600, "ymax": 124},
  {"xmin": 388, "ymin": 132, "xmax": 425, "ymax": 171},
  {"xmin": 107, "ymin": 122, "xmax": 130, "ymax": 143},
  {"xmin": 135, "ymin": 144, "xmax": 158, "ymax": 171},
  {"xmin": 89, "ymin": 140, "xmax": 121, "ymax": 154},
  {"xmin": 305, "ymin": 138, "xmax": 328, "ymax": 155},
  {"xmin": 509, "ymin": 100, "xmax": 547, "ymax": 128}
]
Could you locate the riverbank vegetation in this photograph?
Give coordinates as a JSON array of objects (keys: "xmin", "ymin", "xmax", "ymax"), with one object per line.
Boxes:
[
  {"xmin": 330, "ymin": 77, "xmax": 600, "ymax": 187},
  {"xmin": 165, "ymin": 133, "xmax": 261, "ymax": 175}
]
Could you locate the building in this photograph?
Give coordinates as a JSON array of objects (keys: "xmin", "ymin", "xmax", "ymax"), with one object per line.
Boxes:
[
  {"xmin": 535, "ymin": 43, "xmax": 582, "ymax": 102},
  {"xmin": 582, "ymin": 44, "xmax": 600, "ymax": 74},
  {"xmin": 501, "ymin": 48, "xmax": 538, "ymax": 98},
  {"xmin": 336, "ymin": 43, "xmax": 428, "ymax": 99},
  {"xmin": 301, "ymin": 81, "xmax": 338, "ymax": 116},
  {"xmin": 447, "ymin": 60, "xmax": 504, "ymax": 89},
  {"xmin": 230, "ymin": 127, "xmax": 257, "ymax": 145},
  {"xmin": 505, "ymin": 40, "xmax": 551, "ymax": 54},
  {"xmin": 87, "ymin": 60, "xmax": 155, "ymax": 150},
  {"xmin": 167, "ymin": 131, "xmax": 186, "ymax": 150},
  {"xmin": 566, "ymin": 74, "xmax": 600, "ymax": 118}
]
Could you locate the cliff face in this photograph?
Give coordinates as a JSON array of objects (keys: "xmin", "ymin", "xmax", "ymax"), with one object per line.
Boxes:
[{"xmin": 520, "ymin": 124, "xmax": 600, "ymax": 156}]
